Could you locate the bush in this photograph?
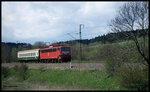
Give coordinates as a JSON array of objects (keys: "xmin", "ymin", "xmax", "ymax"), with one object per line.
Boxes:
[
  {"xmin": 100, "ymin": 44, "xmax": 122, "ymax": 77},
  {"xmin": 55, "ymin": 67, "xmax": 60, "ymax": 70},
  {"xmin": 15, "ymin": 63, "xmax": 29, "ymax": 81},
  {"xmin": 105, "ymin": 58, "xmax": 122, "ymax": 77},
  {"xmin": 115, "ymin": 64, "xmax": 149, "ymax": 91},
  {"xmin": 2, "ymin": 66, "xmax": 10, "ymax": 78},
  {"xmin": 13, "ymin": 64, "xmax": 19, "ymax": 72}
]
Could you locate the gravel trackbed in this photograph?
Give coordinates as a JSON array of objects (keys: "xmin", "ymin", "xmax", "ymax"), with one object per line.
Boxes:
[{"xmin": 2, "ymin": 62, "xmax": 105, "ymax": 71}]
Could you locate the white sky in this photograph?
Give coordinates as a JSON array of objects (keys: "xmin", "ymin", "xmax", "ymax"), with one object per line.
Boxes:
[{"xmin": 2, "ymin": 1, "xmax": 127, "ymax": 44}]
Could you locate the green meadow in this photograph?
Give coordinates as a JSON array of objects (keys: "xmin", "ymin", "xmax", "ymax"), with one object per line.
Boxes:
[{"xmin": 2, "ymin": 67, "xmax": 126, "ymax": 90}]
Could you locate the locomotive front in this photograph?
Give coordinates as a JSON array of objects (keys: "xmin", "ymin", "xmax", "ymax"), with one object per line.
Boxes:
[{"xmin": 60, "ymin": 47, "xmax": 71, "ymax": 62}]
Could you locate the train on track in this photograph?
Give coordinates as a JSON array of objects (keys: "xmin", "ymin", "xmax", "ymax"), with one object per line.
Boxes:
[{"xmin": 17, "ymin": 46, "xmax": 71, "ymax": 63}]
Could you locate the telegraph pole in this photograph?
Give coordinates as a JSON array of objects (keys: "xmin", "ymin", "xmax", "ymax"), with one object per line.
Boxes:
[{"xmin": 79, "ymin": 24, "xmax": 84, "ymax": 71}]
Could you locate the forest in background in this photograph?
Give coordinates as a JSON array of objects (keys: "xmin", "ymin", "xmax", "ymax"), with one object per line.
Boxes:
[{"xmin": 1, "ymin": 28, "xmax": 148, "ymax": 63}]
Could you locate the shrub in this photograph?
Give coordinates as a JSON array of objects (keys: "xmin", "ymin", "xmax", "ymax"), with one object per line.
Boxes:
[
  {"xmin": 13, "ymin": 64, "xmax": 19, "ymax": 72},
  {"xmin": 2, "ymin": 66, "xmax": 10, "ymax": 78},
  {"xmin": 105, "ymin": 58, "xmax": 122, "ymax": 77},
  {"xmin": 16, "ymin": 63, "xmax": 29, "ymax": 81},
  {"xmin": 55, "ymin": 67, "xmax": 60, "ymax": 70},
  {"xmin": 115, "ymin": 64, "xmax": 149, "ymax": 91},
  {"xmin": 100, "ymin": 44, "xmax": 122, "ymax": 77}
]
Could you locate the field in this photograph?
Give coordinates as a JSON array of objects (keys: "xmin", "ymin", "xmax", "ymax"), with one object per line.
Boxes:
[{"xmin": 1, "ymin": 62, "xmax": 127, "ymax": 90}]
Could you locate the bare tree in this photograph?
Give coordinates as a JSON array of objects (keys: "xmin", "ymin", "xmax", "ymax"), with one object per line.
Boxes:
[
  {"xmin": 33, "ymin": 41, "xmax": 48, "ymax": 48},
  {"xmin": 109, "ymin": 2, "xmax": 149, "ymax": 65}
]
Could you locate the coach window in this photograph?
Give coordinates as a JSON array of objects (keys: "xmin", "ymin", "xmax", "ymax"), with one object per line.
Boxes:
[
  {"xmin": 46, "ymin": 49, "xmax": 48, "ymax": 53},
  {"xmin": 53, "ymin": 48, "xmax": 56, "ymax": 52},
  {"xmin": 51, "ymin": 49, "xmax": 53, "ymax": 52},
  {"xmin": 48, "ymin": 49, "xmax": 50, "ymax": 52},
  {"xmin": 46, "ymin": 49, "xmax": 49, "ymax": 53},
  {"xmin": 48, "ymin": 49, "xmax": 51, "ymax": 52},
  {"xmin": 33, "ymin": 53, "xmax": 35, "ymax": 56}
]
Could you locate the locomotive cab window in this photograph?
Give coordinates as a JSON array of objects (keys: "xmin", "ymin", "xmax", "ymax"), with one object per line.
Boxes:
[
  {"xmin": 61, "ymin": 48, "xmax": 65, "ymax": 51},
  {"xmin": 66, "ymin": 48, "xmax": 70, "ymax": 51}
]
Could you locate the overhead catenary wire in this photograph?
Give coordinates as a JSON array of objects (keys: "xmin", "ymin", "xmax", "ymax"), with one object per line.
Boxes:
[
  {"xmin": 66, "ymin": 33, "xmax": 77, "ymax": 40},
  {"xmin": 64, "ymin": 25, "xmax": 109, "ymax": 42}
]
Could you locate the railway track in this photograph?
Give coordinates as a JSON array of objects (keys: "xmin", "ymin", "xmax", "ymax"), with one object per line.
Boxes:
[{"xmin": 2, "ymin": 62, "xmax": 105, "ymax": 71}]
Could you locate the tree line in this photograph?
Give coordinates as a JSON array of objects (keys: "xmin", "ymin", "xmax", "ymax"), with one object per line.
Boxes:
[
  {"xmin": 55, "ymin": 28, "xmax": 148, "ymax": 45},
  {"xmin": 1, "ymin": 41, "xmax": 48, "ymax": 63}
]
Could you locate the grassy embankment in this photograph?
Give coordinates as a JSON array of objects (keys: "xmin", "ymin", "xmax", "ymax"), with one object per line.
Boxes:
[{"xmin": 2, "ymin": 67, "xmax": 127, "ymax": 90}]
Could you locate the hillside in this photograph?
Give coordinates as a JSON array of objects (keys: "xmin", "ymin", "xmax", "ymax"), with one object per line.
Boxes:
[{"xmin": 53, "ymin": 29, "xmax": 148, "ymax": 45}]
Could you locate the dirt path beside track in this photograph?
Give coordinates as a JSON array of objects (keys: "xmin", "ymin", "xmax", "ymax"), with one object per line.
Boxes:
[{"xmin": 2, "ymin": 62, "xmax": 105, "ymax": 71}]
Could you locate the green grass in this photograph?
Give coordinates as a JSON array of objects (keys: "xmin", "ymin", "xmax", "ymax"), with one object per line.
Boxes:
[
  {"xmin": 2, "ymin": 79, "xmax": 30, "ymax": 90},
  {"xmin": 2, "ymin": 67, "xmax": 127, "ymax": 90},
  {"xmin": 27, "ymin": 69, "xmax": 126, "ymax": 90}
]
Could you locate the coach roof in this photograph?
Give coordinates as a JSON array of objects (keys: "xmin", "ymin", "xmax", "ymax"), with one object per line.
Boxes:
[{"xmin": 18, "ymin": 49, "xmax": 40, "ymax": 53}]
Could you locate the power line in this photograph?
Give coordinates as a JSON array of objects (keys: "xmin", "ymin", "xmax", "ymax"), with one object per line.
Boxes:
[
  {"xmin": 67, "ymin": 33, "xmax": 77, "ymax": 40},
  {"xmin": 83, "ymin": 25, "xmax": 107, "ymax": 29}
]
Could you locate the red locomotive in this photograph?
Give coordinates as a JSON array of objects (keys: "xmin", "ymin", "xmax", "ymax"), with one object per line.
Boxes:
[{"xmin": 40, "ymin": 46, "xmax": 71, "ymax": 63}]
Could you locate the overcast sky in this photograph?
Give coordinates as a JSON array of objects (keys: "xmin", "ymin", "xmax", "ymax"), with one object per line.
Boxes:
[{"xmin": 2, "ymin": 1, "xmax": 126, "ymax": 44}]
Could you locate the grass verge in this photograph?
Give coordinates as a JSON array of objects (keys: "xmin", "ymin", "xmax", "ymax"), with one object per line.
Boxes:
[{"xmin": 2, "ymin": 67, "xmax": 127, "ymax": 90}]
